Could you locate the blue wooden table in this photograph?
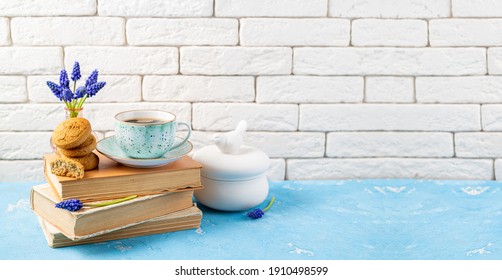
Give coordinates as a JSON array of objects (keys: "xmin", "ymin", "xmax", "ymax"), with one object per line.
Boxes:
[{"xmin": 1, "ymin": 180, "xmax": 502, "ymax": 260}]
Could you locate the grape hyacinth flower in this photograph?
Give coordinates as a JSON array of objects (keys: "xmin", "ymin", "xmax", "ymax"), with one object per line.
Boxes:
[
  {"xmin": 46, "ymin": 62, "xmax": 106, "ymax": 118},
  {"xmin": 55, "ymin": 199, "xmax": 83, "ymax": 212},
  {"xmin": 71, "ymin": 61, "xmax": 81, "ymax": 81},
  {"xmin": 247, "ymin": 197, "xmax": 275, "ymax": 219},
  {"xmin": 59, "ymin": 69, "xmax": 70, "ymax": 89},
  {"xmin": 85, "ymin": 69, "xmax": 99, "ymax": 87},
  {"xmin": 55, "ymin": 195, "xmax": 138, "ymax": 212},
  {"xmin": 46, "ymin": 81, "xmax": 62, "ymax": 100}
]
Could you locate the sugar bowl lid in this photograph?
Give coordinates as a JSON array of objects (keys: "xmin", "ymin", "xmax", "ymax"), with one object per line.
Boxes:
[{"xmin": 192, "ymin": 121, "xmax": 270, "ymax": 181}]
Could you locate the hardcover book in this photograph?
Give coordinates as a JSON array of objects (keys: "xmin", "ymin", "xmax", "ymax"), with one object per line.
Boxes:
[
  {"xmin": 37, "ymin": 205, "xmax": 202, "ymax": 248},
  {"xmin": 43, "ymin": 153, "xmax": 202, "ymax": 202},
  {"xmin": 30, "ymin": 183, "xmax": 198, "ymax": 240}
]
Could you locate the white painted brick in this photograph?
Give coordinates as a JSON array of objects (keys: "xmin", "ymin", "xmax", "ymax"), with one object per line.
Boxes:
[
  {"xmin": 453, "ymin": 0, "xmax": 502, "ymax": 17},
  {"xmin": 329, "ymin": 0, "xmax": 450, "ymax": 18},
  {"xmin": 327, "ymin": 132, "xmax": 453, "ymax": 158},
  {"xmin": 0, "ymin": 47, "xmax": 62, "ymax": 74},
  {"xmin": 143, "ymin": 76, "xmax": 254, "ymax": 102},
  {"xmin": 366, "ymin": 77, "xmax": 414, "ymax": 103},
  {"xmin": 0, "ymin": 160, "xmax": 44, "ymax": 182},
  {"xmin": 0, "ymin": 132, "xmax": 52, "ymax": 159},
  {"xmin": 488, "ymin": 48, "xmax": 502, "ymax": 74},
  {"xmin": 300, "ymin": 104, "xmax": 480, "ymax": 131},
  {"xmin": 65, "ymin": 47, "xmax": 178, "ymax": 75},
  {"xmin": 495, "ymin": 159, "xmax": 502, "ymax": 180},
  {"xmin": 99, "ymin": 0, "xmax": 212, "ymax": 17},
  {"xmin": 294, "ymin": 48, "xmax": 486, "ymax": 76},
  {"xmin": 481, "ymin": 105, "xmax": 502, "ymax": 131},
  {"xmin": 127, "ymin": 18, "xmax": 238, "ymax": 46},
  {"xmin": 216, "ymin": 0, "xmax": 327, "ymax": 17},
  {"xmin": 240, "ymin": 19, "xmax": 349, "ymax": 46},
  {"xmin": 430, "ymin": 19, "xmax": 502, "ymax": 47},
  {"xmin": 287, "ymin": 158, "xmax": 493, "ymax": 180},
  {"xmin": 244, "ymin": 132, "xmax": 325, "ymax": 158},
  {"xmin": 0, "ymin": 104, "xmax": 65, "ymax": 131},
  {"xmin": 352, "ymin": 19, "xmax": 427, "ymax": 47},
  {"xmin": 28, "ymin": 76, "xmax": 142, "ymax": 103},
  {"xmin": 0, "ymin": 76, "xmax": 26, "ymax": 103},
  {"xmin": 181, "ymin": 47, "xmax": 292, "ymax": 75},
  {"xmin": 193, "ymin": 103, "xmax": 298, "ymax": 131},
  {"xmin": 417, "ymin": 76, "xmax": 502, "ymax": 103},
  {"xmin": 0, "ymin": 0, "xmax": 95, "ymax": 16},
  {"xmin": 0, "ymin": 18, "xmax": 9, "ymax": 45},
  {"xmin": 456, "ymin": 133, "xmax": 502, "ymax": 158},
  {"xmin": 267, "ymin": 159, "xmax": 286, "ymax": 181},
  {"xmin": 11, "ymin": 17, "xmax": 125, "ymax": 46},
  {"xmin": 256, "ymin": 76, "xmax": 363, "ymax": 103},
  {"xmin": 85, "ymin": 103, "xmax": 192, "ymax": 131},
  {"xmin": 191, "ymin": 131, "xmax": 325, "ymax": 158}
]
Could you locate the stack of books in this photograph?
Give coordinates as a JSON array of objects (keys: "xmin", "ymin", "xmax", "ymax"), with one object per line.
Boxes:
[{"xmin": 31, "ymin": 152, "xmax": 203, "ymax": 248}]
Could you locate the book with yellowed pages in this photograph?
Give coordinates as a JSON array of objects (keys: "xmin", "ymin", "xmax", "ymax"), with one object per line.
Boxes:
[
  {"xmin": 30, "ymin": 184, "xmax": 199, "ymax": 240},
  {"xmin": 43, "ymin": 153, "xmax": 202, "ymax": 202},
  {"xmin": 37, "ymin": 204, "xmax": 202, "ymax": 248}
]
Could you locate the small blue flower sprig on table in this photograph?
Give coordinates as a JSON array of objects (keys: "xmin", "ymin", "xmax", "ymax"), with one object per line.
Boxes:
[
  {"xmin": 247, "ymin": 196, "xmax": 275, "ymax": 219},
  {"xmin": 46, "ymin": 61, "xmax": 106, "ymax": 118},
  {"xmin": 55, "ymin": 195, "xmax": 137, "ymax": 212}
]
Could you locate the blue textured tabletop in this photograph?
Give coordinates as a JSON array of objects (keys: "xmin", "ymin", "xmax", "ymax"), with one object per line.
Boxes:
[{"xmin": 1, "ymin": 180, "xmax": 502, "ymax": 260}]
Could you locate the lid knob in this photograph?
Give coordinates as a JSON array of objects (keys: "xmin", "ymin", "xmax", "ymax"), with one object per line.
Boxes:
[{"xmin": 211, "ymin": 120, "xmax": 247, "ymax": 154}]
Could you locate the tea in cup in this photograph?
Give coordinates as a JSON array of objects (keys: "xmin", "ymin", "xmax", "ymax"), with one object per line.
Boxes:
[{"xmin": 114, "ymin": 110, "xmax": 191, "ymax": 159}]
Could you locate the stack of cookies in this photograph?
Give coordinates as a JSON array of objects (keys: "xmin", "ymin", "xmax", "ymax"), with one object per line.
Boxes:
[{"xmin": 50, "ymin": 117, "xmax": 99, "ymax": 179}]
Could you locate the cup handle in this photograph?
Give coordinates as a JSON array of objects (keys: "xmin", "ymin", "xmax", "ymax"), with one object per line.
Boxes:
[{"xmin": 170, "ymin": 122, "xmax": 191, "ymax": 150}]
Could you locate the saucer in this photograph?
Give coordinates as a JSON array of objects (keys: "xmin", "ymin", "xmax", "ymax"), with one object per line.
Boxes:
[{"xmin": 96, "ymin": 135, "xmax": 193, "ymax": 168}]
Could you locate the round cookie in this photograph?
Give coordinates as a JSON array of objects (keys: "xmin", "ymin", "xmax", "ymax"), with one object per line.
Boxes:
[
  {"xmin": 52, "ymin": 118, "xmax": 92, "ymax": 149},
  {"xmin": 62, "ymin": 152, "xmax": 99, "ymax": 171},
  {"xmin": 58, "ymin": 134, "xmax": 97, "ymax": 157}
]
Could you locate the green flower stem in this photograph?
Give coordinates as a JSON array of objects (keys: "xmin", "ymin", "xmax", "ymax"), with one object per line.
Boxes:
[
  {"xmin": 263, "ymin": 196, "xmax": 275, "ymax": 212},
  {"xmin": 85, "ymin": 195, "xmax": 138, "ymax": 208},
  {"xmin": 76, "ymin": 95, "xmax": 87, "ymax": 109}
]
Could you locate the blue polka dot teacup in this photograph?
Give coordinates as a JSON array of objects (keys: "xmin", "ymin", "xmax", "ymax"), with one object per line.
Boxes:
[{"xmin": 114, "ymin": 110, "xmax": 191, "ymax": 159}]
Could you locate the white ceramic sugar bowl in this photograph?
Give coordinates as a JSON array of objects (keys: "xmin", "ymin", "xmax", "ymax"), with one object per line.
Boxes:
[{"xmin": 192, "ymin": 121, "xmax": 270, "ymax": 211}]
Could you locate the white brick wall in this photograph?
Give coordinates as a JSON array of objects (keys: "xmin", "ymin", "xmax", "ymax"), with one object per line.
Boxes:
[
  {"xmin": 98, "ymin": 0, "xmax": 213, "ymax": 17},
  {"xmin": 294, "ymin": 48, "xmax": 486, "ymax": 76},
  {"xmin": 366, "ymin": 77, "xmax": 414, "ymax": 103},
  {"xmin": 143, "ymin": 76, "xmax": 254, "ymax": 102},
  {"xmin": 288, "ymin": 158, "xmax": 493, "ymax": 180},
  {"xmin": 181, "ymin": 47, "xmax": 292, "ymax": 75},
  {"xmin": 0, "ymin": 18, "xmax": 10, "ymax": 46},
  {"xmin": 240, "ymin": 19, "xmax": 350, "ymax": 46},
  {"xmin": 127, "ymin": 19, "xmax": 238, "ymax": 46},
  {"xmin": 327, "ymin": 132, "xmax": 454, "ymax": 158},
  {"xmin": 352, "ymin": 20, "xmax": 428, "ymax": 47},
  {"xmin": 430, "ymin": 19, "xmax": 502, "ymax": 46},
  {"xmin": 216, "ymin": 0, "xmax": 327, "ymax": 17},
  {"xmin": 11, "ymin": 17, "xmax": 125, "ymax": 46},
  {"xmin": 2, "ymin": 0, "xmax": 502, "ymax": 182},
  {"xmin": 0, "ymin": 77, "xmax": 26, "ymax": 103},
  {"xmin": 329, "ymin": 0, "xmax": 450, "ymax": 18},
  {"xmin": 452, "ymin": 0, "xmax": 502, "ymax": 17},
  {"xmin": 416, "ymin": 77, "xmax": 502, "ymax": 103},
  {"xmin": 0, "ymin": 0, "xmax": 96, "ymax": 16},
  {"xmin": 65, "ymin": 47, "xmax": 178, "ymax": 74},
  {"xmin": 299, "ymin": 104, "xmax": 480, "ymax": 131},
  {"xmin": 256, "ymin": 76, "xmax": 363, "ymax": 103}
]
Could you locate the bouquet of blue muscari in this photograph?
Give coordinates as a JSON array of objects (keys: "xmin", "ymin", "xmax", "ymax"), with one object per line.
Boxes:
[{"xmin": 46, "ymin": 61, "xmax": 106, "ymax": 118}]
